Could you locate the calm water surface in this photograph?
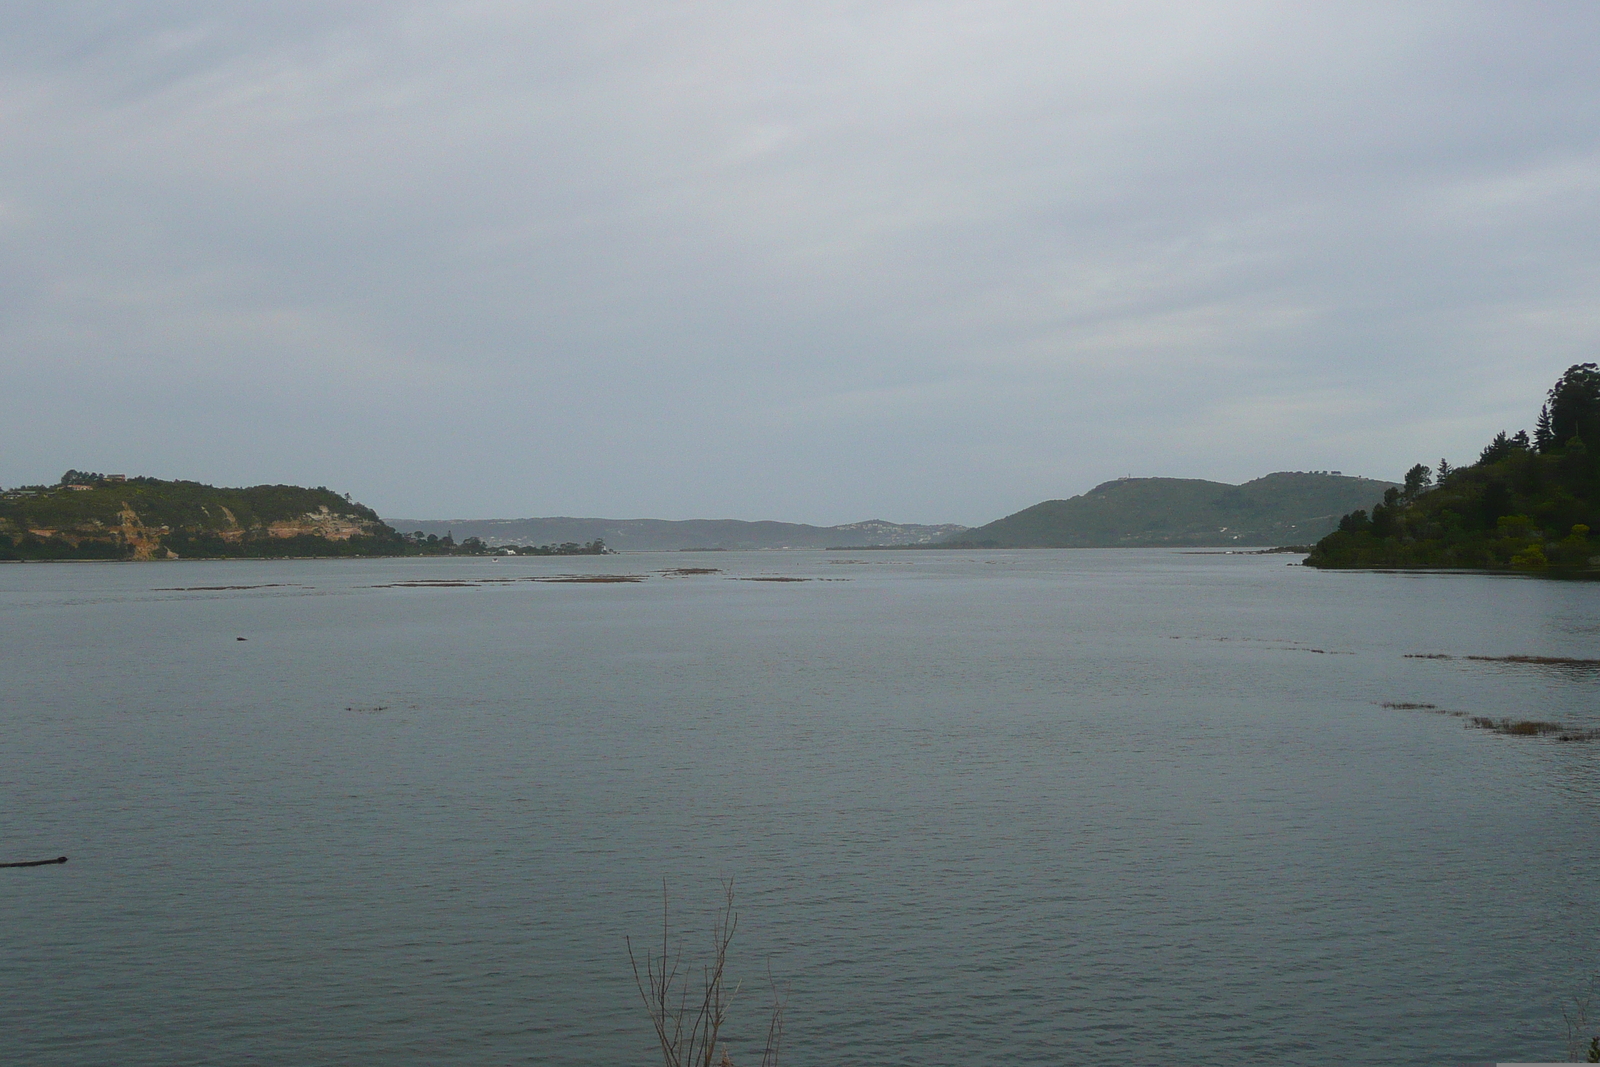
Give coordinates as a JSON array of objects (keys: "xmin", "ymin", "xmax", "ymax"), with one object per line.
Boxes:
[{"xmin": 2, "ymin": 550, "xmax": 1598, "ymax": 1065}]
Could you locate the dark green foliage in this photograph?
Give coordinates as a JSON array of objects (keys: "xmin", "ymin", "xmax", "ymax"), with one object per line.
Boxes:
[
  {"xmin": 1308, "ymin": 364, "xmax": 1600, "ymax": 572},
  {"xmin": 1479, "ymin": 431, "xmax": 1522, "ymax": 466},
  {"xmin": 507, "ymin": 539, "xmax": 609, "ymax": 556},
  {"xmin": 0, "ymin": 532, "xmax": 131, "ymax": 561},
  {"xmin": 1, "ymin": 478, "xmax": 382, "ymax": 532},
  {"xmin": 1402, "ymin": 463, "xmax": 1432, "ymax": 499},
  {"xmin": 1535, "ymin": 404, "xmax": 1554, "ymax": 451},
  {"xmin": 386, "ymin": 532, "xmax": 609, "ymax": 556},
  {"xmin": 1338, "ymin": 509, "xmax": 1370, "ymax": 534},
  {"xmin": 1480, "ymin": 480, "xmax": 1513, "ymax": 528},
  {"xmin": 1370, "ymin": 497, "xmax": 1399, "ymax": 538},
  {"xmin": 1545, "ymin": 362, "xmax": 1600, "ymax": 450}
]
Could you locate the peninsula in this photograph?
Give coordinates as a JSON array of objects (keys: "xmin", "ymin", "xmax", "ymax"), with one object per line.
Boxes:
[
  {"xmin": 1306, "ymin": 364, "xmax": 1600, "ymax": 571},
  {"xmin": 0, "ymin": 473, "xmax": 403, "ymax": 560},
  {"xmin": 0, "ymin": 473, "xmax": 608, "ymax": 561}
]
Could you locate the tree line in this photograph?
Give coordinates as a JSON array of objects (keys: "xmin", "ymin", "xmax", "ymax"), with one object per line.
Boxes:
[
  {"xmin": 397, "ymin": 531, "xmax": 610, "ymax": 556},
  {"xmin": 1309, "ymin": 364, "xmax": 1599, "ymax": 570}
]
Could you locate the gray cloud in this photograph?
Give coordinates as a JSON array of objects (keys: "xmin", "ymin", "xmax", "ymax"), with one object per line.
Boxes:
[{"xmin": 3, "ymin": 2, "xmax": 1598, "ymax": 523}]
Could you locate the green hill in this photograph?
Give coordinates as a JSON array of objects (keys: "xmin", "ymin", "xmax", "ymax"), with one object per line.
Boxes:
[
  {"xmin": 1307, "ymin": 364, "xmax": 1600, "ymax": 572},
  {"xmin": 952, "ymin": 472, "xmax": 1399, "ymax": 548},
  {"xmin": 0, "ymin": 472, "xmax": 403, "ymax": 560}
]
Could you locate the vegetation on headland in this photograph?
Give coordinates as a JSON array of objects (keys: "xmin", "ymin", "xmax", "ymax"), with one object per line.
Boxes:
[
  {"xmin": 1307, "ymin": 364, "xmax": 1600, "ymax": 572},
  {"xmin": 0, "ymin": 472, "xmax": 609, "ymax": 561},
  {"xmin": 1380, "ymin": 700, "xmax": 1600, "ymax": 743},
  {"xmin": 392, "ymin": 533, "xmax": 609, "ymax": 557}
]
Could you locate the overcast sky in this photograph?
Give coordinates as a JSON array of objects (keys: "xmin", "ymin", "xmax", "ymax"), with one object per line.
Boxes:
[{"xmin": 3, "ymin": 2, "xmax": 1598, "ymax": 524}]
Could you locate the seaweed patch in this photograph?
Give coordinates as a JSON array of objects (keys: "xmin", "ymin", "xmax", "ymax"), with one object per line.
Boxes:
[
  {"xmin": 1467, "ymin": 717, "xmax": 1600, "ymax": 742},
  {"xmin": 1378, "ymin": 701, "xmax": 1598, "ymax": 741},
  {"xmin": 155, "ymin": 583, "xmax": 299, "ymax": 591}
]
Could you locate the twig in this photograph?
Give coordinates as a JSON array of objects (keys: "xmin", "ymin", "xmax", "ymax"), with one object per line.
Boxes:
[
  {"xmin": 1563, "ymin": 973, "xmax": 1599, "ymax": 1062},
  {"xmin": 627, "ymin": 880, "xmax": 780, "ymax": 1067}
]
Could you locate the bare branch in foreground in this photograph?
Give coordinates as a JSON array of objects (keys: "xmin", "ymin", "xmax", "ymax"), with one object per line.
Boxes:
[{"xmin": 628, "ymin": 880, "xmax": 781, "ymax": 1067}]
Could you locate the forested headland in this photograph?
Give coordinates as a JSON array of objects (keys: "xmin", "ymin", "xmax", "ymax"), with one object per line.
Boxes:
[
  {"xmin": 0, "ymin": 473, "xmax": 608, "ymax": 561},
  {"xmin": 1306, "ymin": 364, "xmax": 1600, "ymax": 572}
]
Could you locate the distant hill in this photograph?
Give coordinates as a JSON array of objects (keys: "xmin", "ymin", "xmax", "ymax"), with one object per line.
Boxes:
[
  {"xmin": 951, "ymin": 472, "xmax": 1400, "ymax": 548},
  {"xmin": 0, "ymin": 472, "xmax": 400, "ymax": 560},
  {"xmin": 1307, "ymin": 363, "xmax": 1600, "ymax": 571},
  {"xmin": 388, "ymin": 516, "xmax": 968, "ymax": 551}
]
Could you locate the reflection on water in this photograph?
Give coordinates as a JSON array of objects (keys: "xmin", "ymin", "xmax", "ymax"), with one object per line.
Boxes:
[{"xmin": 2, "ymin": 550, "xmax": 1597, "ymax": 1066}]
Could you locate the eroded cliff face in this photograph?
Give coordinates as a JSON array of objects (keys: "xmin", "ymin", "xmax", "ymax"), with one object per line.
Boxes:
[
  {"xmin": 0, "ymin": 510, "xmax": 159, "ymax": 558},
  {"xmin": 187, "ymin": 503, "xmax": 377, "ymax": 544},
  {"xmin": 3, "ymin": 502, "xmax": 387, "ymax": 558},
  {"xmin": 198, "ymin": 504, "xmax": 245, "ymax": 542},
  {"xmin": 1, "ymin": 478, "xmax": 400, "ymax": 561},
  {"xmin": 264, "ymin": 505, "xmax": 376, "ymax": 542},
  {"xmin": 116, "ymin": 504, "xmax": 170, "ymax": 561}
]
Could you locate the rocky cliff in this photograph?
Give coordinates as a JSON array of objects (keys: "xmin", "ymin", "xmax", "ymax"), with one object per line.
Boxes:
[{"xmin": 0, "ymin": 475, "xmax": 400, "ymax": 560}]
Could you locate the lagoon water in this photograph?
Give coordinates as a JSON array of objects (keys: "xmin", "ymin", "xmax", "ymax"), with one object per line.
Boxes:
[{"xmin": 3, "ymin": 550, "xmax": 1598, "ymax": 1066}]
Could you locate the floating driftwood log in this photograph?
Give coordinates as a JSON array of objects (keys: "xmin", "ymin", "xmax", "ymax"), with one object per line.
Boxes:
[{"xmin": 1, "ymin": 856, "xmax": 68, "ymax": 868}]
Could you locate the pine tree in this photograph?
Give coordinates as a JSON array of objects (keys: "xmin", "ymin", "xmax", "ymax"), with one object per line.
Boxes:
[
  {"xmin": 1403, "ymin": 463, "xmax": 1432, "ymax": 499},
  {"xmin": 1480, "ymin": 431, "xmax": 1514, "ymax": 465}
]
